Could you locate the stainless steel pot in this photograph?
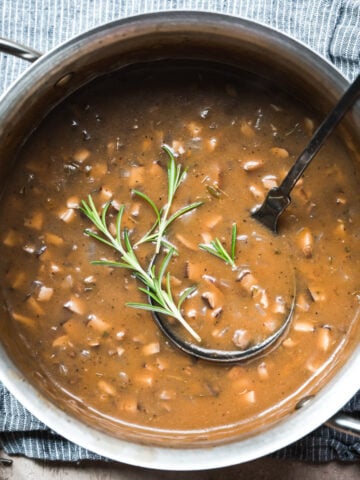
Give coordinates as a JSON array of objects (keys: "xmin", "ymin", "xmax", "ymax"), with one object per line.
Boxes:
[{"xmin": 0, "ymin": 11, "xmax": 359, "ymax": 470}]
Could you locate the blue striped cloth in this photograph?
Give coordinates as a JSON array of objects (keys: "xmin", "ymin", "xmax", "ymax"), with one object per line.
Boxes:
[{"xmin": 0, "ymin": 0, "xmax": 359, "ymax": 463}]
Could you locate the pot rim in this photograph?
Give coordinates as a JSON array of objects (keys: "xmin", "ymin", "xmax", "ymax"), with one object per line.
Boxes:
[{"xmin": 0, "ymin": 10, "xmax": 359, "ymax": 471}]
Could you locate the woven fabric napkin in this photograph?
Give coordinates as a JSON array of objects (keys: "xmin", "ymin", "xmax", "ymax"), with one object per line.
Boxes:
[{"xmin": 0, "ymin": 0, "xmax": 359, "ymax": 463}]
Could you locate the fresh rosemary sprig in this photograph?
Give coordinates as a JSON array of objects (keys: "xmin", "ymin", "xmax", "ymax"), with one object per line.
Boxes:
[
  {"xmin": 80, "ymin": 195, "xmax": 201, "ymax": 342},
  {"xmin": 133, "ymin": 145, "xmax": 203, "ymax": 253},
  {"xmin": 199, "ymin": 223, "xmax": 237, "ymax": 268}
]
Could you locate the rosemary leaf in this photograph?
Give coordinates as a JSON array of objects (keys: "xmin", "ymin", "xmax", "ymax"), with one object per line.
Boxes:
[{"xmin": 199, "ymin": 223, "xmax": 237, "ymax": 268}]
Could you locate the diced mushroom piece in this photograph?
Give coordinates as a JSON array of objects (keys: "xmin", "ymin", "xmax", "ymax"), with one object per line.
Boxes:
[
  {"xmin": 257, "ymin": 362, "xmax": 269, "ymax": 380},
  {"xmin": 130, "ymin": 202, "xmax": 141, "ymax": 217},
  {"xmin": 201, "ymin": 291, "xmax": 216, "ymax": 310},
  {"xmin": 23, "ymin": 244, "xmax": 36, "ymax": 254},
  {"xmin": 307, "ymin": 285, "xmax": 326, "ymax": 302},
  {"xmin": 159, "ymin": 389, "xmax": 177, "ymax": 400},
  {"xmin": 282, "ymin": 337, "xmax": 297, "ymax": 348},
  {"xmin": 304, "ymin": 117, "xmax": 314, "ymax": 135},
  {"xmin": 335, "ymin": 194, "xmax": 347, "ymax": 205},
  {"xmin": 172, "ymin": 140, "xmax": 185, "ymax": 155},
  {"xmin": 118, "ymin": 396, "xmax": 138, "ymax": 414},
  {"xmin": 73, "ymin": 148, "xmax": 90, "ymax": 163},
  {"xmin": 98, "ymin": 380, "xmax": 116, "ymax": 396},
  {"xmin": 134, "ymin": 371, "xmax": 154, "ymax": 387},
  {"xmin": 26, "ymin": 296, "xmax": 45, "ymax": 316},
  {"xmin": 142, "ymin": 342, "xmax": 160, "ymax": 356},
  {"xmin": 169, "ymin": 275, "xmax": 182, "ymax": 287},
  {"xmin": 297, "ymin": 227, "xmax": 314, "ymax": 258},
  {"xmin": 110, "ymin": 199, "xmax": 121, "ymax": 211},
  {"xmin": 270, "ymin": 147, "xmax": 289, "ymax": 159},
  {"xmin": 116, "ymin": 346, "xmax": 125, "ymax": 357},
  {"xmin": 142, "ymin": 138, "xmax": 152, "ymax": 152},
  {"xmin": 45, "ymin": 233, "xmax": 64, "ymax": 246},
  {"xmin": 206, "ymin": 137, "xmax": 217, "ymax": 152},
  {"xmin": 240, "ymin": 121, "xmax": 255, "ymax": 138},
  {"xmin": 183, "ymin": 307, "xmax": 197, "ymax": 319},
  {"xmin": 24, "ymin": 211, "xmax": 43, "ymax": 230},
  {"xmin": 118, "ymin": 371, "xmax": 129, "ymax": 384},
  {"xmin": 134, "ymin": 334, "xmax": 152, "ymax": 345},
  {"xmin": 66, "ymin": 196, "xmax": 80, "ymax": 209},
  {"xmin": 205, "ymin": 214, "xmax": 223, "ymax": 230},
  {"xmin": 11, "ymin": 312, "xmax": 35, "ymax": 328},
  {"xmin": 184, "ymin": 262, "xmax": 203, "ymax": 282},
  {"xmin": 317, "ymin": 327, "xmax": 331, "ymax": 352},
  {"xmin": 253, "ymin": 288, "xmax": 269, "ymax": 309},
  {"xmin": 243, "ymin": 159, "xmax": 263, "ymax": 172},
  {"xmin": 241, "ymin": 390, "xmax": 256, "ymax": 404},
  {"xmin": 149, "ymin": 162, "xmax": 166, "ymax": 179},
  {"xmin": 232, "ymin": 329, "xmax": 251, "ymax": 349},
  {"xmin": 37, "ymin": 285, "xmax": 54, "ymax": 302},
  {"xmin": 262, "ymin": 175, "xmax": 278, "ymax": 189},
  {"xmin": 237, "ymin": 270, "xmax": 258, "ymax": 294},
  {"xmin": 186, "ymin": 122, "xmax": 202, "ymax": 137},
  {"xmin": 293, "ymin": 176, "xmax": 304, "ymax": 187},
  {"xmin": 61, "ymin": 274, "xmax": 74, "ymax": 289},
  {"xmin": 58, "ymin": 208, "xmax": 76, "ymax": 223},
  {"xmin": 108, "ymin": 222, "xmax": 117, "ymax": 236},
  {"xmin": 293, "ymin": 320, "xmax": 315, "ymax": 332},
  {"xmin": 91, "ymin": 162, "xmax": 107, "ymax": 178},
  {"xmin": 128, "ymin": 166, "xmax": 145, "ymax": 188},
  {"xmin": 52, "ymin": 334, "xmax": 71, "ymax": 348},
  {"xmin": 84, "ymin": 275, "xmax": 96, "ymax": 284},
  {"xmin": 201, "ymin": 282, "xmax": 224, "ymax": 309},
  {"xmin": 292, "ymin": 186, "xmax": 311, "ymax": 205},
  {"xmin": 306, "ymin": 356, "xmax": 323, "ymax": 373},
  {"xmin": 272, "ymin": 296, "xmax": 286, "ymax": 314},
  {"xmin": 249, "ymin": 184, "xmax": 265, "ymax": 202},
  {"xmin": 206, "ymin": 184, "xmax": 222, "ymax": 198},
  {"xmin": 116, "ymin": 330, "xmax": 126, "ymax": 341},
  {"xmin": 175, "ymin": 233, "xmax": 198, "ymax": 251},
  {"xmin": 87, "ymin": 314, "xmax": 110, "ymax": 333},
  {"xmin": 334, "ymin": 219, "xmax": 346, "ymax": 238},
  {"xmin": 212, "ymin": 327, "xmax": 228, "ymax": 338},
  {"xmin": 64, "ymin": 296, "xmax": 86, "ymax": 315},
  {"xmin": 227, "ymin": 365, "xmax": 246, "ymax": 380},
  {"xmin": 229, "ymin": 372, "xmax": 251, "ymax": 393},
  {"xmin": 154, "ymin": 356, "xmax": 169, "ymax": 371},
  {"xmin": 296, "ymin": 293, "xmax": 311, "ymax": 312},
  {"xmin": 3, "ymin": 229, "xmax": 23, "ymax": 247},
  {"xmin": 263, "ymin": 318, "xmax": 279, "ymax": 332},
  {"xmin": 99, "ymin": 186, "xmax": 113, "ymax": 203},
  {"xmin": 199, "ymin": 233, "xmax": 211, "ymax": 245},
  {"xmin": 270, "ymin": 103, "xmax": 283, "ymax": 112},
  {"xmin": 211, "ymin": 307, "xmax": 223, "ymax": 319}
]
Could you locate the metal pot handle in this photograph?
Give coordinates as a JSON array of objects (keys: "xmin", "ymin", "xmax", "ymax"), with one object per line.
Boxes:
[
  {"xmin": 0, "ymin": 37, "xmax": 41, "ymax": 62},
  {"xmin": 325, "ymin": 413, "xmax": 360, "ymax": 438}
]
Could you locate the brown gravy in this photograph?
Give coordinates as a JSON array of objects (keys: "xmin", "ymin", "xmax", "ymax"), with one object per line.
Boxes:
[{"xmin": 1, "ymin": 64, "xmax": 359, "ymax": 444}]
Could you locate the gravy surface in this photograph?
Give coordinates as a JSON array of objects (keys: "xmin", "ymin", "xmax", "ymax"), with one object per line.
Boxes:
[{"xmin": 1, "ymin": 64, "xmax": 359, "ymax": 444}]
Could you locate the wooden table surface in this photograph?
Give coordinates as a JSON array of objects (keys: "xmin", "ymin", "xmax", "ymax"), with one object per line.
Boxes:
[{"xmin": 0, "ymin": 455, "xmax": 359, "ymax": 480}]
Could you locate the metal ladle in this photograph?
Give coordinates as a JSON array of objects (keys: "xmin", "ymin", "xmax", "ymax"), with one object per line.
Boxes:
[
  {"xmin": 152, "ymin": 74, "xmax": 360, "ymax": 363},
  {"xmin": 252, "ymin": 74, "xmax": 360, "ymax": 232}
]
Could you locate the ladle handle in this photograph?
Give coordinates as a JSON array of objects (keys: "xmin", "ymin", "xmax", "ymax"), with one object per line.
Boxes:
[
  {"xmin": 279, "ymin": 74, "xmax": 360, "ymax": 197},
  {"xmin": 0, "ymin": 37, "xmax": 41, "ymax": 63}
]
